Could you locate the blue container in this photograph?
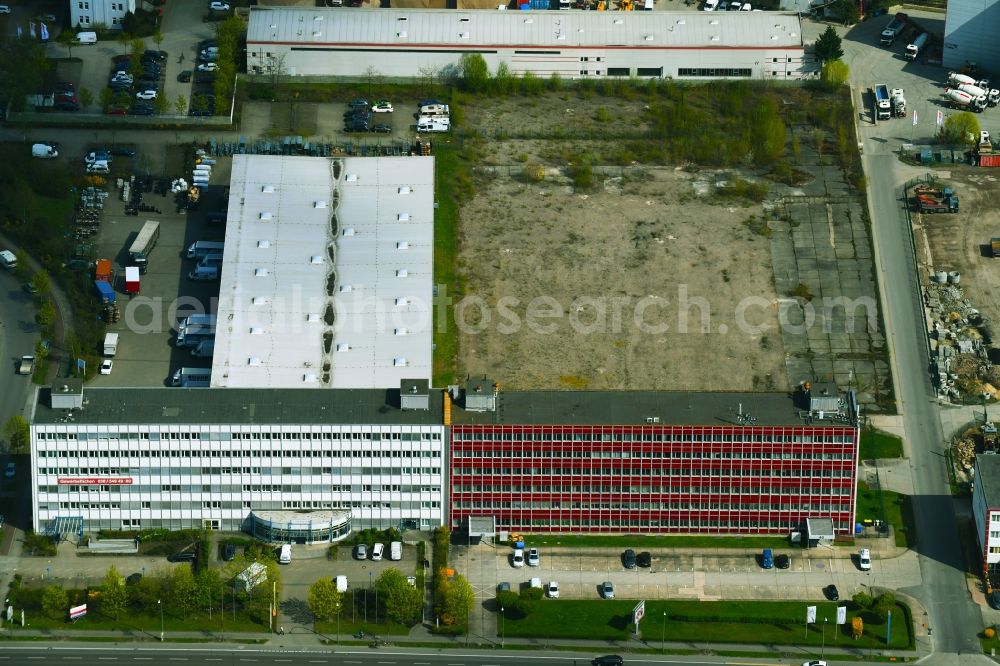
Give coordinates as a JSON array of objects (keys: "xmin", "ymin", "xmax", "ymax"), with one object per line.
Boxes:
[
  {"xmin": 530, "ymin": 0, "xmax": 551, "ymax": 9},
  {"xmin": 854, "ymin": 523, "xmax": 863, "ymax": 534},
  {"xmin": 95, "ymin": 280, "xmax": 116, "ymax": 304}
]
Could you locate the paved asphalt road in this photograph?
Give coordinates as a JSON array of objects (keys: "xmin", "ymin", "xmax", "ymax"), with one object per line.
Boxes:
[
  {"xmin": 0, "ymin": 647, "xmax": 760, "ymax": 666},
  {"xmin": 842, "ymin": 11, "xmax": 987, "ymax": 660}
]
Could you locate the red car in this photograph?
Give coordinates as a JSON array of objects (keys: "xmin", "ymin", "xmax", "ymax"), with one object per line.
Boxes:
[{"xmin": 105, "ymin": 106, "xmax": 128, "ymax": 115}]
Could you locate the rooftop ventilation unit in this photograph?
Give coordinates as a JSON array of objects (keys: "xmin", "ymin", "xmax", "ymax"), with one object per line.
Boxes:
[
  {"xmin": 395, "ymin": 297, "xmax": 409, "ymax": 306},
  {"xmin": 644, "ymin": 34, "xmax": 654, "ymax": 40},
  {"xmin": 398, "ymin": 213, "xmax": 410, "ymax": 221},
  {"xmin": 258, "ymin": 240, "xmax": 270, "ymax": 248},
  {"xmin": 346, "ymin": 173, "xmax": 358, "ymax": 182},
  {"xmin": 303, "ymin": 374, "xmax": 318, "ymax": 382},
  {"xmin": 394, "ymin": 357, "xmax": 407, "ymax": 367},
  {"xmin": 343, "ymin": 228, "xmax": 355, "ymax": 236},
  {"xmin": 398, "ymin": 186, "xmax": 411, "ymax": 194},
  {"xmin": 339, "ymin": 284, "xmax": 352, "ymax": 293},
  {"xmin": 711, "ymin": 35, "xmax": 720, "ymax": 40},
  {"xmin": 310, "ymin": 255, "xmax": 323, "ymax": 264},
  {"xmin": 250, "ymin": 327, "xmax": 264, "ymax": 335},
  {"xmin": 676, "ymin": 18, "xmax": 686, "ymax": 24},
  {"xmin": 254, "ymin": 268, "xmax": 269, "ymax": 277},
  {"xmin": 396, "ymin": 269, "xmax": 408, "ymax": 277},
  {"xmin": 259, "ymin": 212, "xmax": 273, "ymax": 220},
  {"xmin": 248, "ymin": 357, "xmax": 261, "ymax": 366},
  {"xmin": 307, "ymin": 313, "xmax": 320, "ymax": 322},
  {"xmin": 337, "ymin": 344, "xmax": 350, "ymax": 352},
  {"xmin": 613, "ymin": 18, "xmax": 623, "ymax": 24},
  {"xmin": 252, "ymin": 296, "xmax": 269, "ymax": 305},
  {"xmin": 460, "ymin": 32, "xmax": 470, "ymax": 38},
  {"xmin": 397, "ymin": 241, "xmax": 409, "ymax": 250},
  {"xmin": 394, "ymin": 328, "xmax": 409, "ymax": 336},
  {"xmin": 314, "ymin": 200, "xmax": 327, "ymax": 208},
  {"xmin": 397, "ymin": 31, "xmax": 407, "ymax": 38},
  {"xmin": 524, "ymin": 18, "xmax": 533, "ymax": 23},
  {"xmin": 556, "ymin": 34, "xmax": 566, "ymax": 40},
  {"xmin": 312, "ymin": 31, "xmax": 322, "ymax": 37},
  {"xmin": 262, "ymin": 185, "xmax": 275, "ymax": 193},
  {"xmin": 314, "ymin": 15, "xmax": 324, "ymax": 20}
]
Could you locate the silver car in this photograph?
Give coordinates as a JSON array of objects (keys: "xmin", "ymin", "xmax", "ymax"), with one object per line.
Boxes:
[{"xmin": 601, "ymin": 581, "xmax": 614, "ymax": 599}]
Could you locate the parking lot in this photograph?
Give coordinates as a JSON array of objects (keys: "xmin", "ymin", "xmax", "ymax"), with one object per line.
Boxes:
[{"xmin": 454, "ymin": 544, "xmax": 922, "ymax": 604}]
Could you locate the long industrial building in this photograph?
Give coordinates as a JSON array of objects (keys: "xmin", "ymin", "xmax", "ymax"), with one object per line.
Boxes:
[
  {"xmin": 246, "ymin": 7, "xmax": 816, "ymax": 80},
  {"xmin": 30, "ymin": 381, "xmax": 859, "ymax": 541},
  {"xmin": 942, "ymin": 0, "xmax": 1000, "ymax": 70}
]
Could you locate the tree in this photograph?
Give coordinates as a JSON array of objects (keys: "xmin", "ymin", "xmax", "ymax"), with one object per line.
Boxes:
[
  {"xmin": 514, "ymin": 585, "xmax": 543, "ymax": 616},
  {"xmin": 459, "ymin": 53, "xmax": 490, "ymax": 93},
  {"xmin": 37, "ymin": 299, "xmax": 56, "ymax": 328},
  {"xmin": 168, "ymin": 564, "xmax": 198, "ymax": 614},
  {"xmin": 31, "ymin": 270, "xmax": 50, "ymax": 297},
  {"xmin": 852, "ymin": 591, "xmax": 873, "ymax": 609},
  {"xmin": 494, "ymin": 62, "xmax": 513, "ymax": 95},
  {"xmin": 78, "ymin": 87, "xmax": 94, "ymax": 111},
  {"xmin": 873, "ymin": 591, "xmax": 895, "ymax": 621},
  {"xmin": 152, "ymin": 28, "xmax": 164, "ymax": 52},
  {"xmin": 174, "ymin": 95, "xmax": 188, "ymax": 115},
  {"xmin": 820, "ymin": 59, "xmax": 849, "ymax": 92},
  {"xmin": 938, "ymin": 111, "xmax": 980, "ymax": 145},
  {"xmin": 376, "ymin": 569, "xmax": 422, "ymax": 624},
  {"xmin": 194, "ymin": 568, "xmax": 223, "ymax": 611},
  {"xmin": 130, "ymin": 571, "xmax": 165, "ymax": 609},
  {"xmin": 116, "ymin": 31, "xmax": 133, "ymax": 55},
  {"xmin": 153, "ymin": 92, "xmax": 170, "ymax": 116},
  {"xmin": 851, "ymin": 615, "xmax": 864, "ymax": 640},
  {"xmin": 813, "ymin": 26, "xmax": 844, "ymax": 63},
  {"xmin": 99, "ymin": 87, "xmax": 116, "ymax": 111},
  {"xmin": 57, "ymin": 29, "xmax": 75, "ymax": 58},
  {"xmin": 442, "ymin": 573, "xmax": 475, "ymax": 626},
  {"xmin": 41, "ymin": 584, "xmax": 68, "ymax": 619},
  {"xmin": 4, "ymin": 415, "xmax": 29, "ymax": 453},
  {"xmin": 102, "ymin": 566, "xmax": 128, "ymax": 619},
  {"xmin": 307, "ymin": 577, "xmax": 342, "ymax": 621}
]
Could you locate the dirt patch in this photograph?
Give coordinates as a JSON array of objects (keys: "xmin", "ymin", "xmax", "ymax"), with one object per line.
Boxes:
[{"xmin": 455, "ymin": 168, "xmax": 788, "ymax": 391}]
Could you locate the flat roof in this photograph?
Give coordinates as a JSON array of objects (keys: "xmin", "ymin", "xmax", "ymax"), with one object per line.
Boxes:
[
  {"xmin": 212, "ymin": 155, "xmax": 434, "ymax": 389},
  {"xmin": 977, "ymin": 455, "xmax": 1000, "ymax": 507},
  {"xmin": 31, "ymin": 388, "xmax": 445, "ymax": 427},
  {"xmin": 451, "ymin": 391, "xmax": 838, "ymax": 427},
  {"xmin": 247, "ymin": 7, "xmax": 805, "ymax": 50}
]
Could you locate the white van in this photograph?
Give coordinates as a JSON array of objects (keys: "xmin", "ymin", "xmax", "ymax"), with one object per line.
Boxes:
[
  {"xmin": 335, "ymin": 575, "xmax": 348, "ymax": 592},
  {"xmin": 390, "ymin": 541, "xmax": 402, "ymax": 561},
  {"xmin": 279, "ymin": 544, "xmax": 292, "ymax": 564},
  {"xmin": 419, "ymin": 104, "xmax": 449, "ymax": 117},
  {"xmin": 371, "ymin": 542, "xmax": 384, "ymax": 561},
  {"xmin": 31, "ymin": 143, "xmax": 58, "ymax": 158},
  {"xmin": 702, "ymin": 0, "xmax": 719, "ymax": 9},
  {"xmin": 86, "ymin": 160, "xmax": 110, "ymax": 174},
  {"xmin": 75, "ymin": 31, "xmax": 97, "ymax": 45}
]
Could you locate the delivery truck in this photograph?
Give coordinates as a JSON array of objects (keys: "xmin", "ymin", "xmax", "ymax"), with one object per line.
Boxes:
[{"xmin": 103, "ymin": 332, "xmax": 119, "ymax": 356}]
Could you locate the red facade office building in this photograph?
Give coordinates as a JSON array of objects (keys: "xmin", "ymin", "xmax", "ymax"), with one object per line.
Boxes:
[{"xmin": 449, "ymin": 383, "xmax": 860, "ymax": 536}]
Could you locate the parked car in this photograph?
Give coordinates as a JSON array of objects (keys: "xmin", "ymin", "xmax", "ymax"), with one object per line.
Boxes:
[
  {"xmin": 129, "ymin": 104, "xmax": 155, "ymax": 116},
  {"xmin": 775, "ymin": 554, "xmax": 790, "ymax": 570},
  {"xmin": 591, "ymin": 657, "xmax": 623, "ymax": 666},
  {"xmin": 100, "ymin": 359, "xmax": 113, "ymax": 375},
  {"xmin": 623, "ymin": 549, "xmax": 636, "ymax": 569},
  {"xmin": 372, "ymin": 101, "xmax": 393, "ymax": 113},
  {"xmin": 105, "ymin": 105, "xmax": 129, "ymax": 115},
  {"xmin": 497, "ymin": 581, "xmax": 511, "ymax": 593},
  {"xmin": 54, "ymin": 81, "xmax": 75, "ymax": 93},
  {"xmin": 418, "ymin": 98, "xmax": 442, "ymax": 107},
  {"xmin": 142, "ymin": 49, "xmax": 168, "ymax": 62},
  {"xmin": 135, "ymin": 89, "xmax": 158, "ymax": 100},
  {"xmin": 209, "ymin": 1, "xmax": 231, "ymax": 10},
  {"xmin": 761, "ymin": 548, "xmax": 774, "ymax": 569},
  {"xmin": 198, "ymin": 52, "xmax": 218, "ymax": 63},
  {"xmin": 23, "ymin": 282, "xmax": 39, "ymax": 295},
  {"xmin": 858, "ymin": 548, "xmax": 872, "ymax": 571},
  {"xmin": 547, "ymin": 581, "xmax": 559, "ymax": 598},
  {"xmin": 178, "ymin": 70, "xmax": 193, "ymax": 83},
  {"xmin": 802, "ymin": 662, "xmax": 827, "ymax": 666},
  {"xmin": 348, "ymin": 98, "xmax": 369, "ymax": 108},
  {"xmin": 511, "ymin": 549, "xmax": 525, "ymax": 568},
  {"xmin": 600, "ymin": 581, "xmax": 615, "ymax": 599},
  {"xmin": 823, "ymin": 584, "xmax": 839, "ymax": 601},
  {"xmin": 372, "ymin": 542, "xmax": 384, "ymax": 561},
  {"xmin": 0, "ymin": 6, "xmax": 11, "ymax": 14},
  {"xmin": 636, "ymin": 551, "xmax": 652, "ymax": 568},
  {"xmin": 370, "ymin": 124, "xmax": 392, "ymax": 134},
  {"xmin": 354, "ymin": 543, "xmax": 367, "ymax": 560},
  {"xmin": 223, "ymin": 543, "xmax": 236, "ymax": 561},
  {"xmin": 527, "ymin": 548, "xmax": 540, "ymax": 566},
  {"xmin": 989, "ymin": 590, "xmax": 1000, "ymax": 610},
  {"xmin": 196, "ymin": 63, "xmax": 218, "ymax": 72},
  {"xmin": 4, "ymin": 462, "xmax": 15, "ymax": 478},
  {"xmin": 85, "ymin": 150, "xmax": 112, "ymax": 164}
]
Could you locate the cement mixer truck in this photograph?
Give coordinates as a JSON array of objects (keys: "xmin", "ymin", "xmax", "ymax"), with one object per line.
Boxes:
[
  {"xmin": 890, "ymin": 88, "xmax": 906, "ymax": 118},
  {"xmin": 945, "ymin": 88, "xmax": 987, "ymax": 112},
  {"xmin": 948, "ymin": 72, "xmax": 976, "ymax": 86}
]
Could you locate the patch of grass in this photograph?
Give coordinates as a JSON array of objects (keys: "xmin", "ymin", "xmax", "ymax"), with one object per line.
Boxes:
[
  {"xmin": 855, "ymin": 482, "xmax": 914, "ymax": 548},
  {"xmin": 431, "ymin": 142, "xmax": 466, "ymax": 387},
  {"xmin": 859, "ymin": 428, "xmax": 904, "ymax": 459},
  {"xmin": 558, "ymin": 375, "xmax": 589, "ymax": 389},
  {"xmin": 742, "ymin": 215, "xmax": 771, "ymax": 237},
  {"xmin": 981, "ymin": 626, "xmax": 1000, "ymax": 654},
  {"xmin": 501, "ymin": 599, "xmax": 913, "ymax": 649},
  {"xmin": 516, "ymin": 534, "xmax": 791, "ymax": 549}
]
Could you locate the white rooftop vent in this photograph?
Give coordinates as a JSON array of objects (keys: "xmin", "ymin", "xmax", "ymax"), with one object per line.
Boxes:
[
  {"xmin": 314, "ymin": 15, "xmax": 324, "ymax": 20},
  {"xmin": 397, "ymin": 241, "xmax": 410, "ymax": 250},
  {"xmin": 269, "ymin": 24, "xmax": 277, "ymax": 28},
  {"xmin": 460, "ymin": 17, "xmax": 471, "ymax": 21},
  {"xmin": 397, "ymin": 16, "xmax": 408, "ymax": 20},
  {"xmin": 556, "ymin": 34, "xmax": 566, "ymax": 40},
  {"xmin": 711, "ymin": 35, "xmax": 720, "ymax": 40},
  {"xmin": 398, "ymin": 186, "xmax": 411, "ymax": 194},
  {"xmin": 398, "ymin": 213, "xmax": 410, "ymax": 221},
  {"xmin": 307, "ymin": 313, "xmax": 321, "ymax": 323},
  {"xmin": 613, "ymin": 18, "xmax": 624, "ymax": 24},
  {"xmin": 254, "ymin": 268, "xmax": 269, "ymax": 277},
  {"xmin": 644, "ymin": 34, "xmax": 654, "ymax": 41},
  {"xmin": 524, "ymin": 17, "xmax": 533, "ymax": 23},
  {"xmin": 262, "ymin": 185, "xmax": 275, "ymax": 193},
  {"xmin": 310, "ymin": 255, "xmax": 323, "ymax": 264},
  {"xmin": 343, "ymin": 228, "xmax": 355, "ymax": 236},
  {"xmin": 393, "ymin": 357, "xmax": 407, "ymax": 367},
  {"xmin": 346, "ymin": 173, "xmax": 358, "ymax": 182},
  {"xmin": 397, "ymin": 31, "xmax": 407, "ymax": 38},
  {"xmin": 248, "ymin": 357, "xmax": 262, "ymax": 366},
  {"xmin": 252, "ymin": 296, "xmax": 269, "ymax": 305},
  {"xmin": 770, "ymin": 35, "xmax": 779, "ymax": 40},
  {"xmin": 337, "ymin": 344, "xmax": 350, "ymax": 352},
  {"xmin": 257, "ymin": 240, "xmax": 270, "ymax": 248},
  {"xmin": 709, "ymin": 19, "xmax": 719, "ymax": 24},
  {"xmin": 314, "ymin": 200, "xmax": 327, "ymax": 208},
  {"xmin": 250, "ymin": 327, "xmax": 264, "ymax": 335},
  {"xmin": 394, "ymin": 328, "xmax": 409, "ymax": 336},
  {"xmin": 578, "ymin": 28, "xmax": 584, "ymax": 33},
  {"xmin": 396, "ymin": 269, "xmax": 408, "ymax": 278},
  {"xmin": 395, "ymin": 297, "xmax": 409, "ymax": 306},
  {"xmin": 259, "ymin": 211, "xmax": 273, "ymax": 220},
  {"xmin": 312, "ymin": 31, "xmax": 322, "ymax": 37},
  {"xmin": 676, "ymin": 18, "xmax": 686, "ymax": 24},
  {"xmin": 460, "ymin": 32, "xmax": 470, "ymax": 38},
  {"xmin": 303, "ymin": 373, "xmax": 318, "ymax": 383},
  {"xmin": 339, "ymin": 284, "xmax": 352, "ymax": 293}
]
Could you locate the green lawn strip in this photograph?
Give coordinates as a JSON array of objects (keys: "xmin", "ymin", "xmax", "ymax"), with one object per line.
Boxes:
[
  {"xmin": 10, "ymin": 608, "xmax": 263, "ymax": 633},
  {"xmin": 431, "ymin": 142, "xmax": 464, "ymax": 386},
  {"xmin": 856, "ymin": 482, "xmax": 914, "ymax": 548},
  {"xmin": 519, "ymin": 534, "xmax": 790, "ymax": 549},
  {"xmin": 859, "ymin": 428, "xmax": 904, "ymax": 459},
  {"xmin": 981, "ymin": 630, "xmax": 1000, "ymax": 654},
  {"xmin": 502, "ymin": 600, "xmax": 913, "ymax": 650},
  {"xmin": 314, "ymin": 620, "xmax": 411, "ymax": 637}
]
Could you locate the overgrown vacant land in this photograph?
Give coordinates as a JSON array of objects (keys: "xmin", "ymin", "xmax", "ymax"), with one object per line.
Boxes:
[{"xmin": 444, "ymin": 81, "xmax": 886, "ymax": 398}]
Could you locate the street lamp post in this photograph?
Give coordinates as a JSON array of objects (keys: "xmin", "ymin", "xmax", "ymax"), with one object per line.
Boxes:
[
  {"xmin": 662, "ymin": 611, "xmax": 666, "ymax": 653},
  {"xmin": 500, "ymin": 607, "xmax": 505, "ymax": 648},
  {"xmin": 158, "ymin": 599, "xmax": 163, "ymax": 642},
  {"xmin": 822, "ymin": 617, "xmax": 827, "ymax": 659}
]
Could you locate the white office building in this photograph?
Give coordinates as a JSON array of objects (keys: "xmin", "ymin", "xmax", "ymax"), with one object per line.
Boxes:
[
  {"xmin": 30, "ymin": 382, "xmax": 445, "ymax": 539},
  {"xmin": 246, "ymin": 7, "xmax": 815, "ymax": 80},
  {"xmin": 943, "ymin": 0, "xmax": 1000, "ymax": 69},
  {"xmin": 71, "ymin": 0, "xmax": 136, "ymax": 30},
  {"xmin": 212, "ymin": 155, "xmax": 434, "ymax": 389}
]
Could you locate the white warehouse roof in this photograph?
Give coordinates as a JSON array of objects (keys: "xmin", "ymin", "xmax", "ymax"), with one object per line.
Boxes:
[
  {"xmin": 212, "ymin": 155, "xmax": 434, "ymax": 389},
  {"xmin": 247, "ymin": 7, "xmax": 804, "ymax": 50}
]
